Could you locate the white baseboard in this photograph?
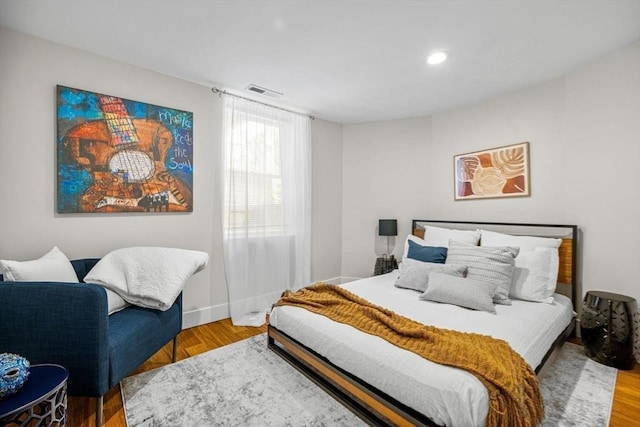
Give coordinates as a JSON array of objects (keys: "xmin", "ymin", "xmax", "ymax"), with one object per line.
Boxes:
[{"xmin": 182, "ymin": 303, "xmax": 229, "ymax": 329}]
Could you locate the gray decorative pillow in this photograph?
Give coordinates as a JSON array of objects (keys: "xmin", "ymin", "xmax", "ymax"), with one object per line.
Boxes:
[
  {"xmin": 445, "ymin": 241, "xmax": 519, "ymax": 305},
  {"xmin": 419, "ymin": 272, "xmax": 497, "ymax": 313},
  {"xmin": 395, "ymin": 258, "xmax": 467, "ymax": 292}
]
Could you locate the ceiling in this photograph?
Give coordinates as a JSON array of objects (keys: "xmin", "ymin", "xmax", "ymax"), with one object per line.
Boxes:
[{"xmin": 1, "ymin": 1, "xmax": 639, "ymax": 124}]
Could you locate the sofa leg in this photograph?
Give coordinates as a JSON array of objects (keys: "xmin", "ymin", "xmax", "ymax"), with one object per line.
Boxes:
[
  {"xmin": 96, "ymin": 396, "xmax": 103, "ymax": 426},
  {"xmin": 172, "ymin": 336, "xmax": 178, "ymax": 362}
]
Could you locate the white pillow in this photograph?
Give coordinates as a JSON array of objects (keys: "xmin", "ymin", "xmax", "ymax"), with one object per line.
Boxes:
[
  {"xmin": 0, "ymin": 247, "xmax": 128, "ymax": 315},
  {"xmin": 104, "ymin": 288, "xmax": 129, "ymax": 315},
  {"xmin": 84, "ymin": 246, "xmax": 208, "ymax": 311},
  {"xmin": 480, "ymin": 229, "xmax": 562, "ymax": 303},
  {"xmin": 422, "ymin": 225, "xmax": 480, "ymax": 248},
  {"xmin": 510, "ymin": 248, "xmax": 559, "ymax": 303},
  {"xmin": 480, "ymin": 229, "xmax": 561, "ymax": 252},
  {"xmin": 0, "ymin": 247, "xmax": 78, "ymax": 282}
]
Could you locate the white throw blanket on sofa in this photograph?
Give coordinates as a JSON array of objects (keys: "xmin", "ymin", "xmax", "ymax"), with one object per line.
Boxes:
[{"xmin": 84, "ymin": 247, "xmax": 209, "ymax": 311}]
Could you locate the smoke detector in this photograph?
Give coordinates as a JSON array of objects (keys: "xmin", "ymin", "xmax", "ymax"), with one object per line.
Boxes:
[{"xmin": 245, "ymin": 84, "xmax": 283, "ymax": 98}]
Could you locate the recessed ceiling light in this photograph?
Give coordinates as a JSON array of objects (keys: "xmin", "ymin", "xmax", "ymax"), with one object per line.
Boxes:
[{"xmin": 427, "ymin": 51, "xmax": 448, "ymax": 65}]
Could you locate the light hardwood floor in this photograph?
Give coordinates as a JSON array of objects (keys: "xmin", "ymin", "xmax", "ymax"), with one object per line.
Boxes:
[{"xmin": 67, "ymin": 319, "xmax": 639, "ymax": 426}]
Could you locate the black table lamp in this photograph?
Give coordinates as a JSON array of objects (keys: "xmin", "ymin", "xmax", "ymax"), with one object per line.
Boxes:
[{"xmin": 379, "ymin": 219, "xmax": 397, "ymax": 256}]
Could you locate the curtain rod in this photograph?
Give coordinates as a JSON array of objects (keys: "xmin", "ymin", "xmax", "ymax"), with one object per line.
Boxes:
[{"xmin": 211, "ymin": 87, "xmax": 315, "ymax": 120}]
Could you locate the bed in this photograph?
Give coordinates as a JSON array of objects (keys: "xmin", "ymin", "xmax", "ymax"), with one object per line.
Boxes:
[{"xmin": 268, "ymin": 220, "xmax": 579, "ymax": 426}]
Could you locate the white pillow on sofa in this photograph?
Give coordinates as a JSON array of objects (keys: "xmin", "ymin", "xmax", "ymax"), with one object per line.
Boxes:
[
  {"xmin": 0, "ymin": 246, "xmax": 78, "ymax": 282},
  {"xmin": 0, "ymin": 247, "xmax": 128, "ymax": 315},
  {"xmin": 103, "ymin": 289, "xmax": 129, "ymax": 315}
]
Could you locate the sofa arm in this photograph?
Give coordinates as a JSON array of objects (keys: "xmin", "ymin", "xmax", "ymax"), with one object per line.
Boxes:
[{"xmin": 0, "ymin": 282, "xmax": 110, "ymax": 397}]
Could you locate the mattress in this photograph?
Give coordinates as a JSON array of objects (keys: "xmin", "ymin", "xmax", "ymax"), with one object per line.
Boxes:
[{"xmin": 269, "ymin": 271, "xmax": 574, "ymax": 426}]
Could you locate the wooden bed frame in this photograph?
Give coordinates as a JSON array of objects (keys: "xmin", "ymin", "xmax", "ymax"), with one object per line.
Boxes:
[{"xmin": 268, "ymin": 220, "xmax": 579, "ymax": 426}]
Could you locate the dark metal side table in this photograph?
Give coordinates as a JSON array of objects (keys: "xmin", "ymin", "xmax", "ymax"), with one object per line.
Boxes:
[
  {"xmin": 374, "ymin": 255, "xmax": 398, "ymax": 275},
  {"xmin": 0, "ymin": 364, "xmax": 68, "ymax": 426},
  {"xmin": 580, "ymin": 291, "xmax": 637, "ymax": 370}
]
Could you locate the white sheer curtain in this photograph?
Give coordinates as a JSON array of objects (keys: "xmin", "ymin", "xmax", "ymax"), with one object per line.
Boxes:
[{"xmin": 221, "ymin": 95, "xmax": 311, "ymax": 326}]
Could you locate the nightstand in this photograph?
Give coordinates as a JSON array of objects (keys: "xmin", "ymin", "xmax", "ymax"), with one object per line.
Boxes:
[
  {"xmin": 374, "ymin": 255, "xmax": 398, "ymax": 275},
  {"xmin": 580, "ymin": 291, "xmax": 637, "ymax": 370}
]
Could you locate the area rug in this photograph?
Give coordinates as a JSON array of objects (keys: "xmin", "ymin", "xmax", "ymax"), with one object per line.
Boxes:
[
  {"xmin": 538, "ymin": 342, "xmax": 617, "ymax": 427},
  {"xmin": 121, "ymin": 335, "xmax": 617, "ymax": 427}
]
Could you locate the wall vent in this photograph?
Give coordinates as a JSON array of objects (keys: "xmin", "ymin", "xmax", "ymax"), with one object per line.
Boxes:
[{"xmin": 245, "ymin": 84, "xmax": 283, "ymax": 98}]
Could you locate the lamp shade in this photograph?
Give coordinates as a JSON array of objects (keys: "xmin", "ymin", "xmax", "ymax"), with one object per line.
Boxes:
[{"xmin": 379, "ymin": 219, "xmax": 397, "ymax": 236}]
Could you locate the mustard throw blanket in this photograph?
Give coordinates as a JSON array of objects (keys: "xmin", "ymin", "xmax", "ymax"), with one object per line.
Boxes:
[{"xmin": 275, "ymin": 283, "xmax": 543, "ymax": 427}]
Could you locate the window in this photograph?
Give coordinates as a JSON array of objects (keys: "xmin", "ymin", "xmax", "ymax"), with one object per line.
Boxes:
[
  {"xmin": 220, "ymin": 94, "xmax": 311, "ymax": 326},
  {"xmin": 224, "ymin": 106, "xmax": 288, "ymax": 236}
]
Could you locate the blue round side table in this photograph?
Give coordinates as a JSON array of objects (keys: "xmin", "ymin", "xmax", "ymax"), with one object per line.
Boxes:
[{"xmin": 0, "ymin": 364, "xmax": 68, "ymax": 426}]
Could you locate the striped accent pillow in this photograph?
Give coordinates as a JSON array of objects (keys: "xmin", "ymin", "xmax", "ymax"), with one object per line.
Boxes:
[{"xmin": 445, "ymin": 241, "xmax": 519, "ymax": 305}]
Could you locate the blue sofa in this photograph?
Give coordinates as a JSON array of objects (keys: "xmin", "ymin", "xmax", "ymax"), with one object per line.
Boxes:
[{"xmin": 0, "ymin": 258, "xmax": 182, "ymax": 425}]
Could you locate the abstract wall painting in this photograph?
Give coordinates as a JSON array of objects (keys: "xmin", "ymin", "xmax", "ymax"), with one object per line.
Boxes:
[
  {"xmin": 57, "ymin": 85, "xmax": 193, "ymax": 213},
  {"xmin": 454, "ymin": 142, "xmax": 530, "ymax": 200}
]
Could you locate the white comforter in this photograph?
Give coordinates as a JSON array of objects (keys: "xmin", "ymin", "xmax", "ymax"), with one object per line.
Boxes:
[
  {"xmin": 269, "ymin": 271, "xmax": 573, "ymax": 426},
  {"xmin": 84, "ymin": 247, "xmax": 209, "ymax": 310}
]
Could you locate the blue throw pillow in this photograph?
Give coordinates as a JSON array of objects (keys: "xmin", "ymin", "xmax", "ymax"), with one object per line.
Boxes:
[{"xmin": 407, "ymin": 240, "xmax": 448, "ymax": 263}]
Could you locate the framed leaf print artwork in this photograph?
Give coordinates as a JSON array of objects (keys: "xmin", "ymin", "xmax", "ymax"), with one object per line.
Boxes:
[
  {"xmin": 57, "ymin": 85, "xmax": 193, "ymax": 213},
  {"xmin": 454, "ymin": 142, "xmax": 530, "ymax": 200}
]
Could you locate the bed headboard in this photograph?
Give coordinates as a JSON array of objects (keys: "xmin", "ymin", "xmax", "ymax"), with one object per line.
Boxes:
[{"xmin": 411, "ymin": 220, "xmax": 579, "ymax": 309}]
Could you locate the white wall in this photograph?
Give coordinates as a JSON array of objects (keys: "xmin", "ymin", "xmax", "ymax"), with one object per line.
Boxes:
[
  {"xmin": 342, "ymin": 42, "xmax": 640, "ymax": 358},
  {"xmin": 311, "ymin": 119, "xmax": 343, "ymax": 282},
  {"xmin": 428, "ymin": 78, "xmax": 568, "ymax": 223},
  {"xmin": 342, "ymin": 116, "xmax": 432, "ymax": 277},
  {"xmin": 0, "ymin": 27, "xmax": 343, "ymax": 327},
  {"xmin": 563, "ymin": 43, "xmax": 640, "ymax": 304}
]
